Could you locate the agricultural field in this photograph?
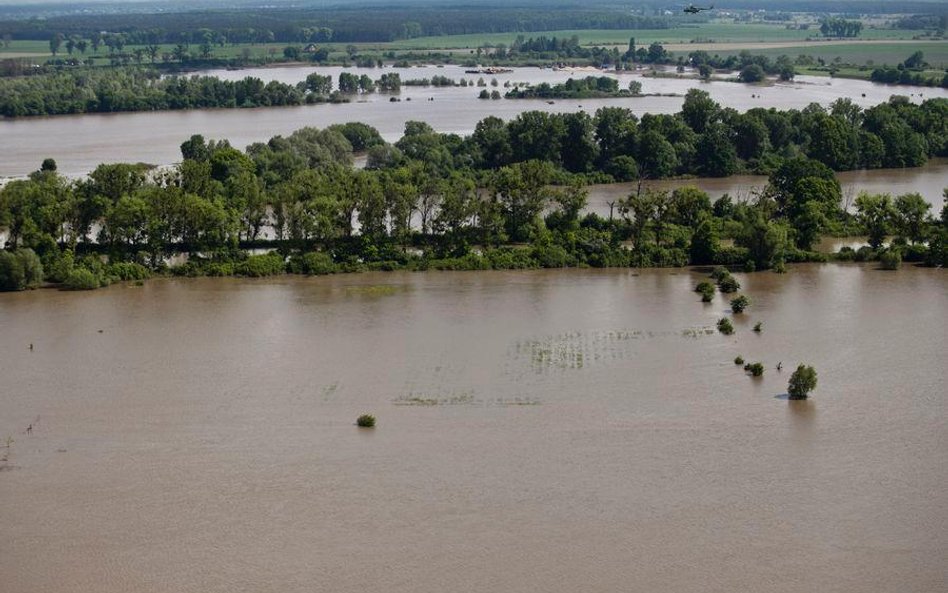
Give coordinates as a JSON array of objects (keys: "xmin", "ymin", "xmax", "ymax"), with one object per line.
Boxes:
[
  {"xmin": 378, "ymin": 22, "xmax": 930, "ymax": 50},
  {"xmin": 2, "ymin": 22, "xmax": 943, "ymax": 70}
]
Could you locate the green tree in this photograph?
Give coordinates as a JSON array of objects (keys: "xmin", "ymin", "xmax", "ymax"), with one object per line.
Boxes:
[
  {"xmin": 854, "ymin": 192, "xmax": 895, "ymax": 249},
  {"xmin": 637, "ymin": 130, "xmax": 677, "ymax": 178},
  {"xmin": 892, "ymin": 192, "xmax": 931, "ymax": 244},
  {"xmin": 492, "ymin": 160, "xmax": 556, "ymax": 242},
  {"xmin": 681, "ymin": 89, "xmax": 720, "ymax": 134},
  {"xmin": 738, "ymin": 64, "xmax": 765, "ymax": 83},
  {"xmin": 0, "ymin": 249, "xmax": 43, "ymax": 291},
  {"xmin": 792, "ymin": 200, "xmax": 828, "ymax": 251},
  {"xmin": 689, "ymin": 214, "xmax": 718, "ymax": 265},
  {"xmin": 49, "ymin": 33, "xmax": 63, "ymax": 56},
  {"xmin": 695, "ymin": 124, "xmax": 738, "ymax": 177},
  {"xmin": 737, "ymin": 214, "xmax": 789, "ymax": 270},
  {"xmin": 787, "ymin": 365, "xmax": 817, "ymax": 399}
]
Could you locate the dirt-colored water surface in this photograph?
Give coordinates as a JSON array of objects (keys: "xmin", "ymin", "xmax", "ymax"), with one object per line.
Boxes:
[{"xmin": 1, "ymin": 266, "xmax": 946, "ymax": 593}]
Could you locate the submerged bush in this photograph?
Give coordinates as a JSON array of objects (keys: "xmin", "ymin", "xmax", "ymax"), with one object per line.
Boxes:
[
  {"xmin": 745, "ymin": 362, "xmax": 765, "ymax": 377},
  {"xmin": 696, "ymin": 280, "xmax": 715, "ymax": 302},
  {"xmin": 788, "ymin": 364, "xmax": 818, "ymax": 399},
  {"xmin": 356, "ymin": 414, "xmax": 376, "ymax": 428},
  {"xmin": 717, "ymin": 317, "xmax": 734, "ymax": 335},
  {"xmin": 695, "ymin": 280, "xmax": 715, "ymax": 293},
  {"xmin": 734, "ymin": 356, "xmax": 745, "ymax": 365},
  {"xmin": 854, "ymin": 246, "xmax": 877, "ymax": 262},
  {"xmin": 753, "ymin": 321, "xmax": 763, "ymax": 332},
  {"xmin": 709, "ymin": 266, "xmax": 730, "ymax": 282},
  {"xmin": 730, "ymin": 295, "xmax": 751, "ymax": 314},
  {"xmin": 718, "ymin": 275, "xmax": 741, "ymax": 293},
  {"xmin": 880, "ymin": 249, "xmax": 902, "ymax": 270}
]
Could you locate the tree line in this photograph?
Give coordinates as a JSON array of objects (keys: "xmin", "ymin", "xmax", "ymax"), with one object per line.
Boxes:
[
  {"xmin": 1, "ymin": 69, "xmax": 406, "ymax": 117},
  {"xmin": 819, "ymin": 18, "xmax": 864, "ymax": 38},
  {"xmin": 1, "ymin": 96, "xmax": 946, "ymax": 291},
  {"xmin": 0, "ymin": 8, "xmax": 673, "ymax": 45}
]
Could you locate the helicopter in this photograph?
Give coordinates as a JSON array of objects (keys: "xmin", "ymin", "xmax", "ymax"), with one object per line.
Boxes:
[{"xmin": 683, "ymin": 4, "xmax": 713, "ymax": 13}]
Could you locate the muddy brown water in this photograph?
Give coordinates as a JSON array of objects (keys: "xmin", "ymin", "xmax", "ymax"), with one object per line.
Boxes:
[
  {"xmin": 586, "ymin": 158, "xmax": 948, "ymax": 215},
  {"xmin": 2, "ymin": 64, "xmax": 945, "ymax": 178},
  {"xmin": 1, "ymin": 265, "xmax": 946, "ymax": 592}
]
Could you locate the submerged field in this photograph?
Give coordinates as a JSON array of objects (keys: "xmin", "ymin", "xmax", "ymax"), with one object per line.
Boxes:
[{"xmin": 2, "ymin": 265, "xmax": 946, "ymax": 593}]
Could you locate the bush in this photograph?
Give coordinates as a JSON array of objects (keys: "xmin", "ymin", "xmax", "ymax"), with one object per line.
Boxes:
[
  {"xmin": 709, "ymin": 266, "xmax": 730, "ymax": 281},
  {"xmin": 0, "ymin": 249, "xmax": 44, "ymax": 291},
  {"xmin": 356, "ymin": 414, "xmax": 376, "ymax": 428},
  {"xmin": 170, "ymin": 261, "xmax": 206, "ymax": 277},
  {"xmin": 44, "ymin": 249, "xmax": 75, "ymax": 283},
  {"xmin": 745, "ymin": 362, "xmax": 765, "ymax": 377},
  {"xmin": 717, "ymin": 317, "xmax": 734, "ymax": 335},
  {"xmin": 734, "ymin": 356, "xmax": 745, "ymax": 365},
  {"xmin": 235, "ymin": 252, "xmax": 285, "ymax": 277},
  {"xmin": 854, "ymin": 246, "xmax": 877, "ymax": 262},
  {"xmin": 713, "ymin": 246, "xmax": 750, "ymax": 265},
  {"xmin": 773, "ymin": 259, "xmax": 787, "ymax": 273},
  {"xmin": 204, "ymin": 262, "xmax": 236, "ymax": 276},
  {"xmin": 880, "ymin": 249, "xmax": 902, "ymax": 270},
  {"xmin": 290, "ymin": 251, "xmax": 337, "ymax": 275},
  {"xmin": 486, "ymin": 247, "xmax": 538, "ymax": 270},
  {"xmin": 63, "ymin": 268, "xmax": 101, "ymax": 290},
  {"xmin": 695, "ymin": 280, "xmax": 715, "ymax": 302},
  {"xmin": 694, "ymin": 280, "xmax": 715, "ymax": 293},
  {"xmin": 753, "ymin": 321, "xmax": 763, "ymax": 332},
  {"xmin": 743, "ymin": 260, "xmax": 756, "ymax": 273},
  {"xmin": 532, "ymin": 243, "xmax": 572, "ymax": 268},
  {"xmin": 106, "ymin": 262, "xmax": 150, "ymax": 281},
  {"xmin": 730, "ymin": 295, "xmax": 751, "ymax": 314},
  {"xmin": 718, "ymin": 275, "xmax": 741, "ymax": 293},
  {"xmin": 788, "ymin": 364, "xmax": 818, "ymax": 399},
  {"xmin": 902, "ymin": 244, "xmax": 928, "ymax": 262}
]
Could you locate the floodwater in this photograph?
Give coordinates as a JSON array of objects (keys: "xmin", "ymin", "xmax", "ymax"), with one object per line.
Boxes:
[
  {"xmin": 1, "ymin": 265, "xmax": 946, "ymax": 593},
  {"xmin": 584, "ymin": 158, "xmax": 948, "ymax": 216},
  {"xmin": 2, "ymin": 64, "xmax": 945, "ymax": 177}
]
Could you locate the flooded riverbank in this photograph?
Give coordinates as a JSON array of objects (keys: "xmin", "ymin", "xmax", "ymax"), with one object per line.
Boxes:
[
  {"xmin": 1, "ymin": 265, "xmax": 946, "ymax": 593},
  {"xmin": 584, "ymin": 158, "xmax": 948, "ymax": 215},
  {"xmin": 3, "ymin": 64, "xmax": 944, "ymax": 178}
]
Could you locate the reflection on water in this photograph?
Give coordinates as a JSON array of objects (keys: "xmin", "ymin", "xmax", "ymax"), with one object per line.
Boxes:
[
  {"xmin": 787, "ymin": 398, "xmax": 817, "ymax": 432},
  {"xmin": 0, "ymin": 265, "xmax": 946, "ymax": 593}
]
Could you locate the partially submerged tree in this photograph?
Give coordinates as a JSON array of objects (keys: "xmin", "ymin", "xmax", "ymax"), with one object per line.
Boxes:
[{"xmin": 788, "ymin": 365, "xmax": 817, "ymax": 399}]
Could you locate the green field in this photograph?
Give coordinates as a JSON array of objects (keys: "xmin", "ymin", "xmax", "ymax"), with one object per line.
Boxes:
[
  {"xmin": 378, "ymin": 23, "xmax": 924, "ymax": 50},
  {"xmin": 2, "ymin": 24, "xmax": 943, "ymax": 70},
  {"xmin": 699, "ymin": 42, "xmax": 948, "ymax": 68},
  {"xmin": 0, "ymin": 39, "xmax": 50, "ymax": 55}
]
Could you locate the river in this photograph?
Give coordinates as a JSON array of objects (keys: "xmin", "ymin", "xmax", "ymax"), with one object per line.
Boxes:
[
  {"xmin": 2, "ymin": 64, "xmax": 945, "ymax": 178},
  {"xmin": 1, "ymin": 265, "xmax": 946, "ymax": 593},
  {"xmin": 584, "ymin": 159, "xmax": 948, "ymax": 215}
]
